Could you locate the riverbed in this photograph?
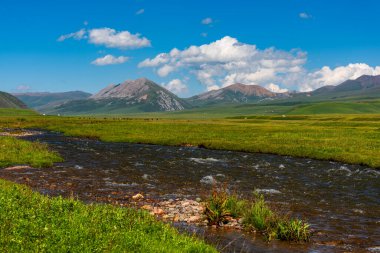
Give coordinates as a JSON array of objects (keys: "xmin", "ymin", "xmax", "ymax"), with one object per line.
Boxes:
[{"xmin": 1, "ymin": 130, "xmax": 379, "ymax": 252}]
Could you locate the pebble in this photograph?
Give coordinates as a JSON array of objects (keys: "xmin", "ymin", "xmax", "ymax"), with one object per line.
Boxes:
[
  {"xmin": 132, "ymin": 193, "xmax": 144, "ymax": 200},
  {"xmin": 136, "ymin": 196, "xmax": 243, "ymax": 229}
]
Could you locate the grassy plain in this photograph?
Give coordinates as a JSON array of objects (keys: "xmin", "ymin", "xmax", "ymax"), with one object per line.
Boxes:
[
  {"xmin": 1, "ymin": 111, "xmax": 379, "ymax": 168},
  {"xmin": 0, "ymin": 179, "xmax": 216, "ymax": 252}
]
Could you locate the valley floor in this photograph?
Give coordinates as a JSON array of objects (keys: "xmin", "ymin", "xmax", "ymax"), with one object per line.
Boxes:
[
  {"xmin": 1, "ymin": 110, "xmax": 379, "ymax": 168},
  {"xmin": 0, "ymin": 133, "xmax": 216, "ymax": 252}
]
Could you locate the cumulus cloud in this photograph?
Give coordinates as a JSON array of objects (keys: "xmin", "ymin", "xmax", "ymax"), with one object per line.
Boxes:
[
  {"xmin": 201, "ymin": 17, "xmax": 213, "ymax": 25},
  {"xmin": 301, "ymin": 63, "xmax": 380, "ymax": 91},
  {"xmin": 139, "ymin": 36, "xmax": 307, "ymax": 91},
  {"xmin": 91, "ymin": 54, "xmax": 129, "ymax": 66},
  {"xmin": 88, "ymin": 28, "xmax": 151, "ymax": 49},
  {"xmin": 139, "ymin": 36, "xmax": 380, "ymax": 92},
  {"xmin": 58, "ymin": 28, "xmax": 151, "ymax": 50},
  {"xmin": 162, "ymin": 79, "xmax": 188, "ymax": 95},
  {"xmin": 57, "ymin": 29, "xmax": 86, "ymax": 42},
  {"xmin": 299, "ymin": 12, "xmax": 312, "ymax": 19},
  {"xmin": 265, "ymin": 83, "xmax": 288, "ymax": 93},
  {"xmin": 136, "ymin": 9, "xmax": 144, "ymax": 15}
]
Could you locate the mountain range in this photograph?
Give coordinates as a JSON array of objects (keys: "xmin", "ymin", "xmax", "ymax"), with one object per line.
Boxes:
[
  {"xmin": 9, "ymin": 74, "xmax": 380, "ymax": 115},
  {"xmin": 47, "ymin": 78, "xmax": 191, "ymax": 115},
  {"xmin": 13, "ymin": 91, "xmax": 91, "ymax": 113}
]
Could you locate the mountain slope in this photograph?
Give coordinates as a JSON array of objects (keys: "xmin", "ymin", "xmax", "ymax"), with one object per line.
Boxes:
[
  {"xmin": 187, "ymin": 83, "xmax": 288, "ymax": 106},
  {"xmin": 0, "ymin": 91, "xmax": 27, "ymax": 108},
  {"xmin": 265, "ymin": 75, "xmax": 380, "ymax": 106},
  {"xmin": 13, "ymin": 91, "xmax": 92, "ymax": 113},
  {"xmin": 313, "ymin": 75, "xmax": 380, "ymax": 96},
  {"xmin": 53, "ymin": 78, "xmax": 191, "ymax": 115}
]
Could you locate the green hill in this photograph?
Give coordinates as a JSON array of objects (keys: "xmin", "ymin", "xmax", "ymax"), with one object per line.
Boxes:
[
  {"xmin": 0, "ymin": 91, "xmax": 27, "ymax": 109},
  {"xmin": 287, "ymin": 101, "xmax": 380, "ymax": 115}
]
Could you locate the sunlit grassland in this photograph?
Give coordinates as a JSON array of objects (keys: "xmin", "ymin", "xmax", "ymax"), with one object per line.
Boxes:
[
  {"xmin": 0, "ymin": 108, "xmax": 38, "ymax": 116},
  {"xmin": 1, "ymin": 112, "xmax": 379, "ymax": 168},
  {"xmin": 0, "ymin": 136, "xmax": 62, "ymax": 168},
  {"xmin": 0, "ymin": 179, "xmax": 216, "ymax": 252}
]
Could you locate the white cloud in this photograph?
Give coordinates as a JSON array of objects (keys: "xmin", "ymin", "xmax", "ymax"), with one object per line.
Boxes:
[
  {"xmin": 136, "ymin": 9, "xmax": 145, "ymax": 15},
  {"xmin": 299, "ymin": 12, "xmax": 312, "ymax": 19},
  {"xmin": 139, "ymin": 36, "xmax": 306, "ymax": 91},
  {"xmin": 140, "ymin": 36, "xmax": 380, "ymax": 92},
  {"xmin": 201, "ymin": 32, "xmax": 208, "ymax": 37},
  {"xmin": 89, "ymin": 28, "xmax": 151, "ymax": 49},
  {"xmin": 16, "ymin": 85, "xmax": 31, "ymax": 91},
  {"xmin": 157, "ymin": 65, "xmax": 175, "ymax": 77},
  {"xmin": 57, "ymin": 29, "xmax": 86, "ymax": 42},
  {"xmin": 201, "ymin": 17, "xmax": 213, "ymax": 25},
  {"xmin": 162, "ymin": 79, "xmax": 188, "ymax": 94},
  {"xmin": 301, "ymin": 63, "xmax": 380, "ymax": 91},
  {"xmin": 265, "ymin": 83, "xmax": 288, "ymax": 93},
  {"xmin": 91, "ymin": 54, "xmax": 129, "ymax": 66}
]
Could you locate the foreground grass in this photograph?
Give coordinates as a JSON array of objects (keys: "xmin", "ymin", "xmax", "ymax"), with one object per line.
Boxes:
[
  {"xmin": 0, "ymin": 136, "xmax": 62, "ymax": 168},
  {"xmin": 0, "ymin": 179, "xmax": 216, "ymax": 252},
  {"xmin": 1, "ymin": 113, "xmax": 379, "ymax": 168},
  {"xmin": 0, "ymin": 125, "xmax": 216, "ymax": 252}
]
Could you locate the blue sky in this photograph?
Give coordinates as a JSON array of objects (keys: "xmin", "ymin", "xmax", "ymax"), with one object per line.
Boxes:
[{"xmin": 1, "ymin": 0, "xmax": 380, "ymax": 96}]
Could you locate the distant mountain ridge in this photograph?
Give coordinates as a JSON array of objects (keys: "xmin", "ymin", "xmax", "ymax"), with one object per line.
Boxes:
[
  {"xmin": 14, "ymin": 91, "xmax": 92, "ymax": 113},
  {"xmin": 299, "ymin": 74, "xmax": 380, "ymax": 101},
  {"xmin": 188, "ymin": 83, "xmax": 288, "ymax": 106},
  {"xmin": 14, "ymin": 74, "xmax": 380, "ymax": 115},
  {"xmin": 312, "ymin": 75, "xmax": 380, "ymax": 94},
  {"xmin": 53, "ymin": 78, "xmax": 191, "ymax": 114},
  {"xmin": 0, "ymin": 91, "xmax": 27, "ymax": 109}
]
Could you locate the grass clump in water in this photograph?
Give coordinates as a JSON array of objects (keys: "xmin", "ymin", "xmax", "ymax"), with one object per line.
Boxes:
[
  {"xmin": 0, "ymin": 179, "xmax": 216, "ymax": 252},
  {"xmin": 204, "ymin": 185, "xmax": 247, "ymax": 225},
  {"xmin": 276, "ymin": 218, "xmax": 311, "ymax": 242},
  {"xmin": 203, "ymin": 187, "xmax": 311, "ymax": 243},
  {"xmin": 243, "ymin": 193, "xmax": 274, "ymax": 231},
  {"xmin": 204, "ymin": 186, "xmax": 231, "ymax": 225}
]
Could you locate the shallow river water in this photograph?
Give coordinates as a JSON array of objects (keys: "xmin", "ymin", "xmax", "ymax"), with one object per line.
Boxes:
[{"xmin": 1, "ymin": 131, "xmax": 379, "ymax": 252}]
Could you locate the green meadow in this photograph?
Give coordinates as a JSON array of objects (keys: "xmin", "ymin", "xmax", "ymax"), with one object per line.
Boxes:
[
  {"xmin": 0, "ymin": 179, "xmax": 216, "ymax": 252},
  {"xmin": 1, "ymin": 109, "xmax": 379, "ymax": 168}
]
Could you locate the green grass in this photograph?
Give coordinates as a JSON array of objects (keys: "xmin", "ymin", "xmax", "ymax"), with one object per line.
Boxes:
[
  {"xmin": 0, "ymin": 136, "xmax": 62, "ymax": 168},
  {"xmin": 243, "ymin": 193, "xmax": 274, "ymax": 231},
  {"xmin": 203, "ymin": 187, "xmax": 311, "ymax": 242},
  {"xmin": 0, "ymin": 108, "xmax": 38, "ymax": 116},
  {"xmin": 242, "ymin": 193, "xmax": 310, "ymax": 242},
  {"xmin": 0, "ymin": 113, "xmax": 379, "ymax": 168},
  {"xmin": 287, "ymin": 101, "xmax": 380, "ymax": 115},
  {"xmin": 204, "ymin": 186, "xmax": 233, "ymax": 225},
  {"xmin": 0, "ymin": 179, "xmax": 216, "ymax": 252}
]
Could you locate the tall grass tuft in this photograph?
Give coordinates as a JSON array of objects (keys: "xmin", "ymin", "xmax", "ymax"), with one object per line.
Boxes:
[
  {"xmin": 204, "ymin": 186, "xmax": 231, "ymax": 225},
  {"xmin": 276, "ymin": 218, "xmax": 311, "ymax": 242},
  {"xmin": 243, "ymin": 193, "xmax": 274, "ymax": 231}
]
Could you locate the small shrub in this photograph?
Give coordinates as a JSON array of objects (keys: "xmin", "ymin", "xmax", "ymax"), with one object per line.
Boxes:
[
  {"xmin": 204, "ymin": 186, "xmax": 231, "ymax": 225},
  {"xmin": 225, "ymin": 195, "xmax": 247, "ymax": 218}
]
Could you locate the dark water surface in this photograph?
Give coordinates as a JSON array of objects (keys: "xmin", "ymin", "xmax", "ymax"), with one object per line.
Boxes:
[{"xmin": 1, "ymin": 131, "xmax": 379, "ymax": 252}]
